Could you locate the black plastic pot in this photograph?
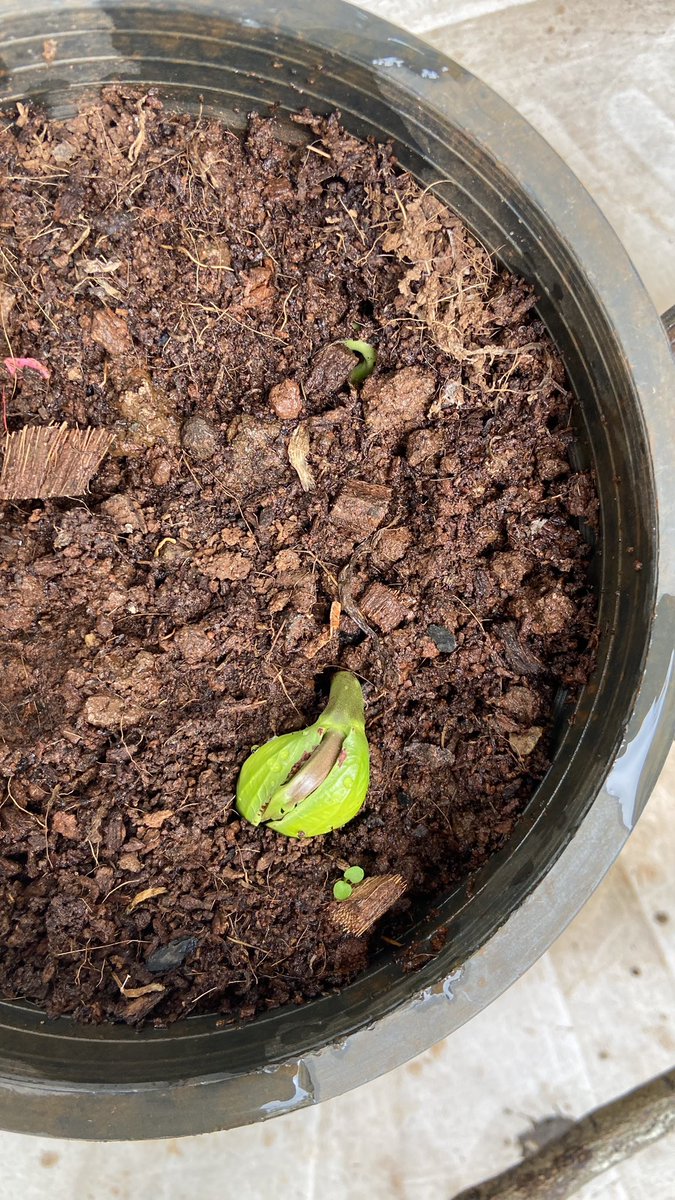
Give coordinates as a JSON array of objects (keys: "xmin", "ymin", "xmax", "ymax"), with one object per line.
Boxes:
[{"xmin": 0, "ymin": 0, "xmax": 673, "ymax": 1141}]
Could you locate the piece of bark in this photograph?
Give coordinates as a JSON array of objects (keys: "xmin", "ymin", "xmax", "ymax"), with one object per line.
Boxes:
[
  {"xmin": 372, "ymin": 525, "xmax": 412, "ymax": 566},
  {"xmin": 498, "ymin": 621, "xmax": 546, "ymax": 678},
  {"xmin": 330, "ymin": 480, "xmax": 392, "ymax": 537},
  {"xmin": 450, "ymin": 1066, "xmax": 675, "ymax": 1200},
  {"xmin": 332, "ymin": 874, "xmax": 407, "ymax": 936},
  {"xmin": 0, "ymin": 423, "xmax": 113, "ymax": 499},
  {"xmin": 303, "ymin": 600, "xmax": 342, "ymax": 660},
  {"xmin": 91, "ymin": 307, "xmax": 133, "ymax": 356},
  {"xmin": 303, "ymin": 342, "xmax": 355, "ymax": 398},
  {"xmin": 329, "ymin": 599, "xmax": 342, "ymax": 638},
  {"xmin": 508, "ymin": 726, "xmax": 544, "ymax": 757},
  {"xmin": 360, "ymin": 581, "xmax": 412, "ymax": 632}
]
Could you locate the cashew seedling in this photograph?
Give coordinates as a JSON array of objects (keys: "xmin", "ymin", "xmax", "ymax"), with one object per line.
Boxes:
[{"xmin": 236, "ymin": 671, "xmax": 370, "ymax": 837}]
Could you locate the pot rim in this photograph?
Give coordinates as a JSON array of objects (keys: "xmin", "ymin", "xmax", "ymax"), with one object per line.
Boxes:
[{"xmin": 0, "ymin": 0, "xmax": 673, "ymax": 1140}]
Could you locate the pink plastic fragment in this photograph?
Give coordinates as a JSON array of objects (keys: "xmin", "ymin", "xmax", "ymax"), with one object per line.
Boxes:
[{"xmin": 3, "ymin": 356, "xmax": 51, "ymax": 381}]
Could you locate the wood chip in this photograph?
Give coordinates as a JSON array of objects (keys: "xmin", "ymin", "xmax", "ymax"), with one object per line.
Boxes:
[
  {"xmin": 0, "ymin": 285, "xmax": 16, "ymax": 324},
  {"xmin": 121, "ymin": 991, "xmax": 166, "ymax": 1023},
  {"xmin": 51, "ymin": 811, "xmax": 79, "ymax": 840},
  {"xmin": 499, "ymin": 621, "xmax": 546, "ymax": 677},
  {"xmin": 303, "ymin": 342, "xmax": 356, "ymax": 398},
  {"xmin": 141, "ymin": 809, "xmax": 173, "ymax": 829},
  {"xmin": 508, "ymin": 726, "xmax": 544, "ymax": 757},
  {"xmin": 303, "ymin": 629, "xmax": 330, "ymax": 660},
  {"xmin": 330, "ymin": 480, "xmax": 392, "ymax": 536},
  {"xmin": 303, "ymin": 599, "xmax": 342, "ymax": 659},
  {"xmin": 288, "ymin": 421, "xmax": 315, "ymax": 491},
  {"xmin": 90, "ymin": 307, "xmax": 133, "ymax": 355},
  {"xmin": 0, "ymin": 423, "xmax": 113, "ymax": 500},
  {"xmin": 359, "ymin": 581, "xmax": 412, "ymax": 632},
  {"xmin": 331, "ymin": 873, "xmax": 407, "ymax": 937},
  {"xmin": 126, "ymin": 886, "xmax": 167, "ymax": 914},
  {"xmin": 123, "ymin": 983, "xmax": 165, "ymax": 998},
  {"xmin": 329, "ymin": 599, "xmax": 342, "ymax": 638}
]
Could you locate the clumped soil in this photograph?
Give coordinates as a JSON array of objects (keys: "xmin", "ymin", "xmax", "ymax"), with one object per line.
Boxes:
[{"xmin": 0, "ymin": 89, "xmax": 598, "ymax": 1025}]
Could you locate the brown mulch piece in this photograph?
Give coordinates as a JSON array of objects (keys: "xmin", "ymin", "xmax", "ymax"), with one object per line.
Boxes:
[
  {"xmin": 332, "ymin": 874, "xmax": 408, "ymax": 937},
  {"xmin": 0, "ymin": 89, "xmax": 598, "ymax": 1027},
  {"xmin": 0, "ymin": 423, "xmax": 113, "ymax": 499}
]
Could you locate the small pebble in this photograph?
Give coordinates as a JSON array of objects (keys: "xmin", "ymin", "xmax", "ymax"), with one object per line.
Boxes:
[
  {"xmin": 151, "ymin": 459, "xmax": 172, "ymax": 486},
  {"xmin": 101, "ymin": 493, "xmax": 147, "ymax": 532},
  {"xmin": 52, "ymin": 141, "xmax": 76, "ymax": 164},
  {"xmin": 53, "ymin": 527, "xmax": 72, "ymax": 550},
  {"xmin": 181, "ymin": 415, "xmax": 218, "ymax": 461},
  {"xmin": 268, "ymin": 378, "xmax": 303, "ymax": 419},
  {"xmin": 427, "ymin": 624, "xmax": 457, "ymax": 654},
  {"xmin": 145, "ymin": 937, "xmax": 198, "ymax": 974}
]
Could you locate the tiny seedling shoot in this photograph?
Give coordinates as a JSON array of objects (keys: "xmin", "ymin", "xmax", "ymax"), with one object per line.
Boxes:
[
  {"xmin": 236, "ymin": 671, "xmax": 370, "ymax": 837},
  {"xmin": 333, "ymin": 864, "xmax": 366, "ymax": 901},
  {"xmin": 340, "ymin": 339, "xmax": 377, "ymax": 386},
  {"xmin": 344, "ymin": 865, "xmax": 365, "ymax": 885},
  {"xmin": 333, "ymin": 880, "xmax": 353, "ymax": 901}
]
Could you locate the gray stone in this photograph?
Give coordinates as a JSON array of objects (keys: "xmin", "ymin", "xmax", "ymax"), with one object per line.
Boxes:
[
  {"xmin": 181, "ymin": 416, "xmax": 219, "ymax": 462},
  {"xmin": 427, "ymin": 624, "xmax": 457, "ymax": 654},
  {"xmin": 145, "ymin": 937, "xmax": 198, "ymax": 974}
]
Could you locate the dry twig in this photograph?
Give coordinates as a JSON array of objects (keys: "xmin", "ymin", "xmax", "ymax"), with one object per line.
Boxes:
[{"xmin": 451, "ymin": 1066, "xmax": 675, "ymax": 1200}]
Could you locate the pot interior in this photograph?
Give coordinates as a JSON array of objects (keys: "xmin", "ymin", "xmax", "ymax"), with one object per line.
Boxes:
[{"xmin": 0, "ymin": 0, "xmax": 658, "ymax": 1102}]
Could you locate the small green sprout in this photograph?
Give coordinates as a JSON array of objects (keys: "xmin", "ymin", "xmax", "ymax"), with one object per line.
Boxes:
[
  {"xmin": 236, "ymin": 671, "xmax": 370, "ymax": 838},
  {"xmin": 331, "ymin": 864, "xmax": 365, "ymax": 901},
  {"xmin": 343, "ymin": 865, "xmax": 365, "ymax": 885},
  {"xmin": 341, "ymin": 339, "xmax": 377, "ymax": 386},
  {"xmin": 333, "ymin": 880, "xmax": 353, "ymax": 901}
]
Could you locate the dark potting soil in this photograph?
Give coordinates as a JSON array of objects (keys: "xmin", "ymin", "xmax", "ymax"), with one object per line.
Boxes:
[{"xmin": 0, "ymin": 90, "xmax": 599, "ymax": 1025}]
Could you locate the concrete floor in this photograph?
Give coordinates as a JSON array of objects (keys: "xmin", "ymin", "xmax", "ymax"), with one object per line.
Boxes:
[{"xmin": 1, "ymin": 1, "xmax": 674, "ymax": 1196}]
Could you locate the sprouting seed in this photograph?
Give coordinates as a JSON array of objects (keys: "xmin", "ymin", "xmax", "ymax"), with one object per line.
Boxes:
[
  {"xmin": 235, "ymin": 671, "xmax": 370, "ymax": 838},
  {"xmin": 343, "ymin": 865, "xmax": 365, "ymax": 885},
  {"xmin": 340, "ymin": 339, "xmax": 377, "ymax": 385},
  {"xmin": 333, "ymin": 880, "xmax": 353, "ymax": 901}
]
